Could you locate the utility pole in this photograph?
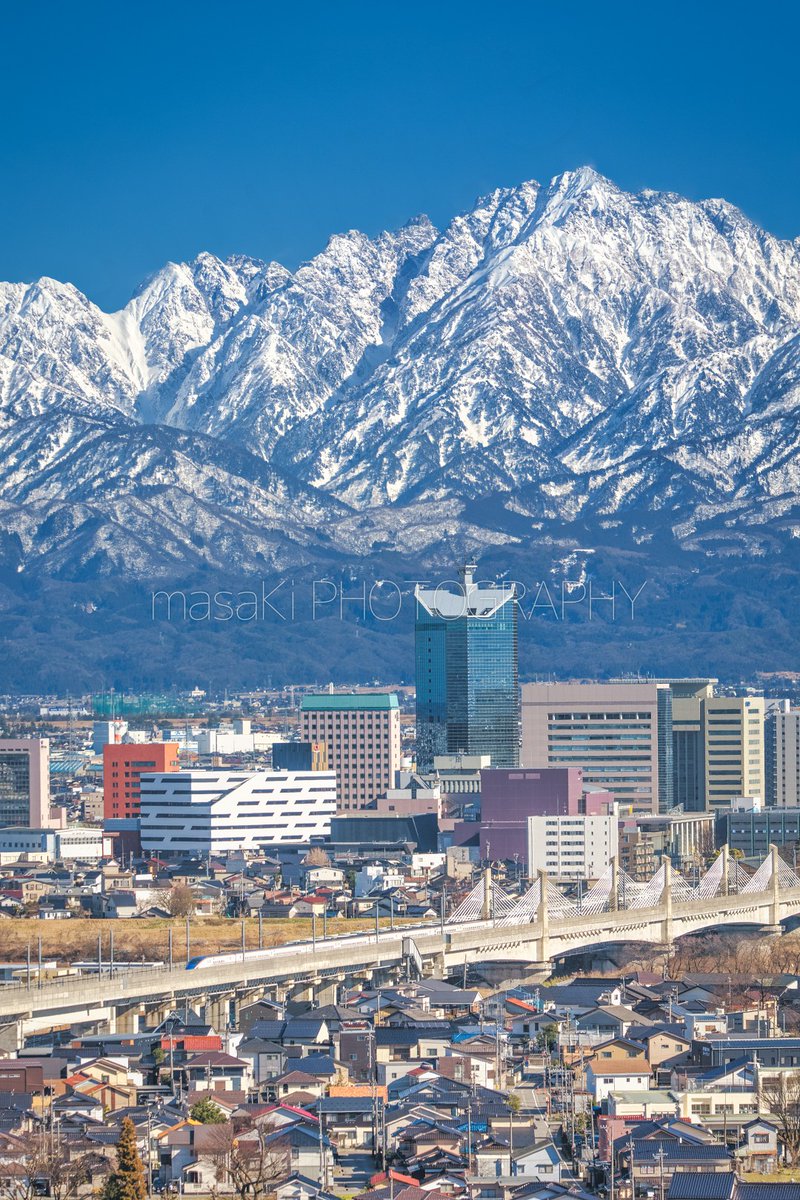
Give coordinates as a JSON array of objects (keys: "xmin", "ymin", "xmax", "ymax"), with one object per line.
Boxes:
[
  {"xmin": 466, "ymin": 1098, "xmax": 473, "ymax": 1175},
  {"xmin": 319, "ymin": 1081, "xmax": 328, "ymax": 1191},
  {"xmin": 653, "ymin": 1145, "xmax": 666, "ymax": 1200},
  {"xmin": 146, "ymin": 1107, "xmax": 153, "ymax": 1199}
]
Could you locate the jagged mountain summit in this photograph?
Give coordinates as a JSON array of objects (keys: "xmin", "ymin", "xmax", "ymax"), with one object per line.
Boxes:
[{"xmin": 2, "ymin": 166, "xmax": 800, "ymax": 580}]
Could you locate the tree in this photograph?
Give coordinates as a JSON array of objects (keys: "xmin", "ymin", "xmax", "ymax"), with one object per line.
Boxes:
[
  {"xmin": 190, "ymin": 1097, "xmax": 227, "ymax": 1124},
  {"xmin": 151, "ymin": 1044, "xmax": 166, "ymax": 1086},
  {"xmin": 102, "ymin": 1117, "xmax": 147, "ymax": 1200},
  {"xmin": 541, "ymin": 1023, "xmax": 559, "ymax": 1051},
  {"xmin": 0, "ymin": 1133, "xmax": 101, "ymax": 1200},
  {"xmin": 206, "ymin": 1120, "xmax": 290, "ymax": 1200},
  {"xmin": 696, "ymin": 828, "xmax": 718, "ymax": 866},
  {"xmin": 158, "ymin": 883, "xmax": 196, "ymax": 917},
  {"xmin": 304, "ymin": 847, "xmax": 330, "ymax": 868},
  {"xmin": 761, "ymin": 1071, "xmax": 800, "ymax": 1165}
]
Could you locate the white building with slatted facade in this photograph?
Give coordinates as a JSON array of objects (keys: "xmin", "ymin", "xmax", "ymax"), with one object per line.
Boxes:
[{"xmin": 139, "ymin": 769, "xmax": 336, "ymax": 857}]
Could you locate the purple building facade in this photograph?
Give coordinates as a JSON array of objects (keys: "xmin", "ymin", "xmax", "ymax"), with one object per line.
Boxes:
[{"xmin": 454, "ymin": 767, "xmax": 614, "ymax": 866}]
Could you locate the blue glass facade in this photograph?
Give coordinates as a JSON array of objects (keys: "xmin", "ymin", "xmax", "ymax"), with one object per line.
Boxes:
[
  {"xmin": 657, "ymin": 685, "xmax": 674, "ymax": 813},
  {"xmin": 415, "ymin": 566, "xmax": 519, "ymax": 772}
]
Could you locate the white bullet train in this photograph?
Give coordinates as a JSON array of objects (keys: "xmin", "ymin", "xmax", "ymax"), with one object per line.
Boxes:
[{"xmin": 184, "ymin": 921, "xmax": 443, "ymax": 970}]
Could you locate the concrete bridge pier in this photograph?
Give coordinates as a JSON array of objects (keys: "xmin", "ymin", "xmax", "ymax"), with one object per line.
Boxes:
[
  {"xmin": 770, "ymin": 844, "xmax": 782, "ymax": 929},
  {"xmin": 115, "ymin": 1002, "xmax": 145, "ymax": 1034},
  {"xmin": 144, "ymin": 996, "xmax": 179, "ymax": 1027},
  {"xmin": 370, "ymin": 968, "xmax": 397, "ymax": 991},
  {"xmin": 536, "ymin": 869, "xmax": 550, "ymax": 963},
  {"xmin": 206, "ymin": 991, "xmax": 238, "ymax": 1032},
  {"xmin": 661, "ymin": 859, "xmax": 674, "ymax": 945},
  {"xmin": 0, "ymin": 1022, "xmax": 21, "ymax": 1053},
  {"xmin": 349, "ymin": 970, "xmax": 374, "ymax": 995},
  {"xmin": 313, "ymin": 976, "xmax": 341, "ymax": 1006},
  {"xmin": 423, "ymin": 954, "xmax": 446, "ymax": 980},
  {"xmin": 472, "ymin": 962, "xmax": 551, "ymax": 988},
  {"xmin": 287, "ymin": 979, "xmax": 317, "ymax": 1006}
]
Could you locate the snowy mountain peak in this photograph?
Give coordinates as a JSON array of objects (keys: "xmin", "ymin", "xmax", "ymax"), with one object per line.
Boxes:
[{"xmin": 2, "ymin": 168, "xmax": 800, "ymax": 583}]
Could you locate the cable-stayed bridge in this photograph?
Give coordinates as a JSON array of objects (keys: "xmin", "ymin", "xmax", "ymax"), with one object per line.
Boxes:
[{"xmin": 0, "ymin": 845, "xmax": 797, "ymax": 1044}]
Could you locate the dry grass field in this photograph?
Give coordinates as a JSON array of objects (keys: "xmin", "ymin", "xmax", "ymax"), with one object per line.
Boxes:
[{"xmin": 0, "ymin": 916, "xmax": 406, "ymax": 964}]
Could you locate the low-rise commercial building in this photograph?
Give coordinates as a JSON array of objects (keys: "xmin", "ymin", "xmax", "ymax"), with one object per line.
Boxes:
[
  {"xmin": 717, "ymin": 806, "xmax": 800, "ymax": 860},
  {"xmin": 628, "ymin": 811, "xmax": 716, "ymax": 868},
  {"xmin": 0, "ymin": 825, "xmax": 111, "ymax": 861},
  {"xmin": 527, "ymin": 812, "xmax": 618, "ymax": 880},
  {"xmin": 272, "ymin": 741, "xmax": 328, "ymax": 771}
]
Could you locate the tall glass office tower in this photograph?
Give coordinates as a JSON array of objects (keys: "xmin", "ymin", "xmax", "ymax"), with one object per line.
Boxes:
[{"xmin": 415, "ymin": 563, "xmax": 519, "ymax": 772}]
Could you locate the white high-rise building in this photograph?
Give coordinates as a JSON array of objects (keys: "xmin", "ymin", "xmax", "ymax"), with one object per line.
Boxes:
[
  {"xmin": 765, "ymin": 707, "xmax": 800, "ymax": 807},
  {"xmin": 139, "ymin": 769, "xmax": 336, "ymax": 857},
  {"xmin": 527, "ymin": 813, "xmax": 618, "ymax": 881}
]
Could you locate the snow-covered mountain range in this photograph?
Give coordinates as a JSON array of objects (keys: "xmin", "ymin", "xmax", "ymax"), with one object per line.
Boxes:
[{"xmin": 2, "ymin": 166, "xmax": 800, "ymax": 581}]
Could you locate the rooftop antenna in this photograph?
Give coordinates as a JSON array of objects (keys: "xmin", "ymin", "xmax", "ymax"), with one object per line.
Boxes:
[{"xmin": 460, "ymin": 559, "xmax": 478, "ymax": 590}]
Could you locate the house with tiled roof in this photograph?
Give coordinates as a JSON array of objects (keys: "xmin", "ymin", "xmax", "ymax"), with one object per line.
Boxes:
[
  {"xmin": 585, "ymin": 1055, "xmax": 651, "ymax": 1102},
  {"xmin": 183, "ymin": 1051, "xmax": 253, "ymax": 1093}
]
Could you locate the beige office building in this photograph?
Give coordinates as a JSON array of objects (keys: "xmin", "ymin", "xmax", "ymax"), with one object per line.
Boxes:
[
  {"xmin": 521, "ymin": 682, "xmax": 673, "ymax": 814},
  {"xmin": 0, "ymin": 737, "xmax": 53, "ymax": 828},
  {"xmin": 703, "ymin": 695, "xmax": 765, "ymax": 812},
  {"xmin": 300, "ymin": 693, "xmax": 401, "ymax": 811}
]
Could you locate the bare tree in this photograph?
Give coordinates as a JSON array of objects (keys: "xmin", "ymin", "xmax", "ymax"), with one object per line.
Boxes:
[
  {"xmin": 761, "ymin": 1071, "xmax": 800, "ymax": 1165},
  {"xmin": 205, "ymin": 1120, "xmax": 290, "ymax": 1200},
  {"xmin": 157, "ymin": 883, "xmax": 196, "ymax": 917},
  {"xmin": 696, "ymin": 828, "xmax": 717, "ymax": 866},
  {"xmin": 303, "ymin": 847, "xmax": 330, "ymax": 868},
  {"xmin": 0, "ymin": 1133, "xmax": 105, "ymax": 1200}
]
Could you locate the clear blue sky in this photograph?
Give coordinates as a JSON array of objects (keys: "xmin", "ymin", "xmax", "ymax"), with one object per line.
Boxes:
[{"xmin": 2, "ymin": 0, "xmax": 798, "ymax": 311}]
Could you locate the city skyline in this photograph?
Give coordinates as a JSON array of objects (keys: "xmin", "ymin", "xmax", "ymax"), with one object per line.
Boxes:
[{"xmin": 1, "ymin": 8, "xmax": 799, "ymax": 1194}]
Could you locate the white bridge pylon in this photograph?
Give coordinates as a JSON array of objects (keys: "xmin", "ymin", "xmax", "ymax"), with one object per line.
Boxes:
[{"xmin": 447, "ymin": 846, "xmax": 800, "ymax": 926}]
